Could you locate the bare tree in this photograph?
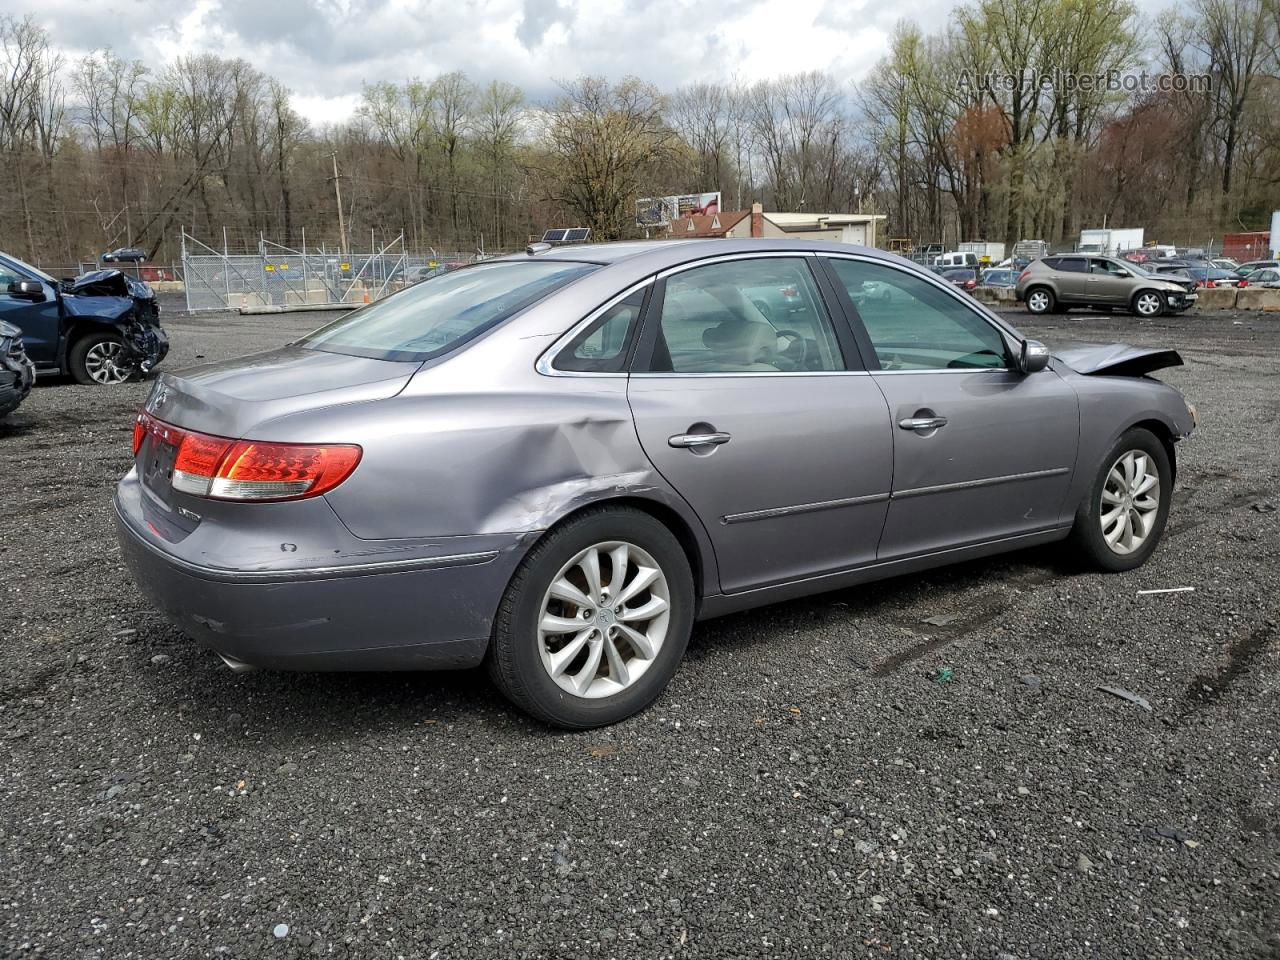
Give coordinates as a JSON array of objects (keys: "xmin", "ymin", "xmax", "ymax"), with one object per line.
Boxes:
[
  {"xmin": 536, "ymin": 76, "xmax": 676, "ymax": 239},
  {"xmin": 475, "ymin": 80, "xmax": 523, "ymax": 248}
]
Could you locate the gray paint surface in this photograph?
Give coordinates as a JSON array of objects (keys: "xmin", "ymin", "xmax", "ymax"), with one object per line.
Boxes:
[{"xmin": 116, "ymin": 238, "xmax": 1196, "ymax": 670}]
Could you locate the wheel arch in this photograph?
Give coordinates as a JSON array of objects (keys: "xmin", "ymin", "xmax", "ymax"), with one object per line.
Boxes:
[
  {"xmin": 66, "ymin": 318, "xmax": 124, "ymax": 352},
  {"xmin": 516, "ymin": 494, "xmax": 715, "ymax": 612},
  {"xmin": 1129, "ymin": 417, "xmax": 1178, "ymax": 483}
]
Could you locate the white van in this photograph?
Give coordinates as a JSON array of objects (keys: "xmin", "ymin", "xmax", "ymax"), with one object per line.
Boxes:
[{"xmin": 933, "ymin": 251, "xmax": 979, "ymax": 268}]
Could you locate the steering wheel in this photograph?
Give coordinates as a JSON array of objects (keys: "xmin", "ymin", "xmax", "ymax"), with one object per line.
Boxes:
[{"xmin": 774, "ymin": 328, "xmax": 809, "ymax": 368}]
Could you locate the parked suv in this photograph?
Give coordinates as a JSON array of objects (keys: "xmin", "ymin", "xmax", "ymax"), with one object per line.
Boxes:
[{"xmin": 1016, "ymin": 255, "xmax": 1197, "ymax": 317}]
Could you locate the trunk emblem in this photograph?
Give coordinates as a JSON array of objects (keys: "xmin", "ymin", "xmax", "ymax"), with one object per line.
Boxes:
[{"xmin": 147, "ymin": 382, "xmax": 170, "ymax": 413}]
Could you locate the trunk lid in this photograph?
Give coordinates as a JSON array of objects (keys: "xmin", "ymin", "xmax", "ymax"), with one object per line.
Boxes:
[
  {"xmin": 134, "ymin": 345, "xmax": 419, "ymax": 525},
  {"xmin": 142, "ymin": 345, "xmax": 421, "ymax": 438}
]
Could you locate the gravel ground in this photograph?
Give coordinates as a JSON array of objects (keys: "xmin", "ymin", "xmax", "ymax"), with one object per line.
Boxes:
[{"xmin": 2, "ymin": 303, "xmax": 1278, "ymax": 959}]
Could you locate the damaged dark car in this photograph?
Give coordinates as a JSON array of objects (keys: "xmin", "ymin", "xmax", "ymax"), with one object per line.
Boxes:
[
  {"xmin": 0, "ymin": 319, "xmax": 35, "ymax": 418},
  {"xmin": 0, "ymin": 251, "xmax": 169, "ymax": 385}
]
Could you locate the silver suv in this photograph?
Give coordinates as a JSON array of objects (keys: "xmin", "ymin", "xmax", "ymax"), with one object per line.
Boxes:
[{"xmin": 1016, "ymin": 255, "xmax": 1197, "ymax": 317}]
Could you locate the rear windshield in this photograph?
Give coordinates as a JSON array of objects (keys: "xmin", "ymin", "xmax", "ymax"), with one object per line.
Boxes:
[{"xmin": 297, "ymin": 259, "xmax": 598, "ymax": 362}]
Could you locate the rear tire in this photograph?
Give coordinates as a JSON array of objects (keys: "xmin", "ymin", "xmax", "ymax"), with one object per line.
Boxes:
[
  {"xmin": 1025, "ymin": 287, "xmax": 1055, "ymax": 315},
  {"xmin": 487, "ymin": 507, "xmax": 694, "ymax": 728},
  {"xmin": 69, "ymin": 332, "xmax": 133, "ymax": 385},
  {"xmin": 1067, "ymin": 427, "xmax": 1172, "ymax": 572}
]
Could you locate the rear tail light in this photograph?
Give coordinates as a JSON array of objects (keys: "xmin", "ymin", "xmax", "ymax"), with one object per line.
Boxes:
[
  {"xmin": 1238, "ymin": 280, "xmax": 1249, "ymax": 288},
  {"xmin": 964, "ymin": 279, "xmax": 977, "ymax": 289},
  {"xmin": 133, "ymin": 411, "xmax": 361, "ymax": 501},
  {"xmin": 1018, "ymin": 269, "xmax": 1030, "ymax": 281}
]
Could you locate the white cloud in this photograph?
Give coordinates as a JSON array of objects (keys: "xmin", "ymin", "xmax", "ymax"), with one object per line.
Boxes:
[{"xmin": 7, "ymin": 0, "xmax": 967, "ymax": 124}]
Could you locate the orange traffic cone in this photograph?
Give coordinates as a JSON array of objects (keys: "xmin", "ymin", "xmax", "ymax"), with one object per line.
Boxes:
[{"xmin": 362, "ymin": 288, "xmax": 370, "ymax": 304}]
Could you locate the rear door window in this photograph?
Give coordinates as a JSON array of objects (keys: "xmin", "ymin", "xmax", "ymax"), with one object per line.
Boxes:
[
  {"xmin": 641, "ymin": 258, "xmax": 845, "ymax": 373},
  {"xmin": 1057, "ymin": 258, "xmax": 1087, "ymax": 273},
  {"xmin": 553, "ymin": 288, "xmax": 646, "ymax": 372},
  {"xmin": 298, "ymin": 259, "xmax": 598, "ymax": 362}
]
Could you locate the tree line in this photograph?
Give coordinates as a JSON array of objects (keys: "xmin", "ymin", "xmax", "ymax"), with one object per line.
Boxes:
[{"xmin": 0, "ymin": 0, "xmax": 1277, "ymax": 268}]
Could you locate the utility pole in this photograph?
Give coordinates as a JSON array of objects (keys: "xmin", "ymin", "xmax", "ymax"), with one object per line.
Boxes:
[{"xmin": 329, "ymin": 151, "xmax": 348, "ymax": 256}]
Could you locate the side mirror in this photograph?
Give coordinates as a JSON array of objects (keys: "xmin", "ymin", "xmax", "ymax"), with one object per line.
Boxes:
[
  {"xmin": 1019, "ymin": 339, "xmax": 1050, "ymax": 374},
  {"xmin": 7, "ymin": 279, "xmax": 45, "ymax": 302}
]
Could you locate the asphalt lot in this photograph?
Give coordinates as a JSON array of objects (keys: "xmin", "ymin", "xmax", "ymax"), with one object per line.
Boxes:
[{"xmin": 2, "ymin": 303, "xmax": 1278, "ymax": 959}]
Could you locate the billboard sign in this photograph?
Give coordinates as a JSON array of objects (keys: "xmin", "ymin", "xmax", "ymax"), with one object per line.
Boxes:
[
  {"xmin": 637, "ymin": 192, "xmax": 721, "ymax": 227},
  {"xmin": 636, "ymin": 196, "xmax": 678, "ymax": 227},
  {"xmin": 676, "ymin": 192, "xmax": 721, "ymax": 218}
]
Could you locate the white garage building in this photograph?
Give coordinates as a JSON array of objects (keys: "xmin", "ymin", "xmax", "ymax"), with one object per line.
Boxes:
[{"xmin": 662, "ymin": 202, "xmax": 885, "ymax": 247}]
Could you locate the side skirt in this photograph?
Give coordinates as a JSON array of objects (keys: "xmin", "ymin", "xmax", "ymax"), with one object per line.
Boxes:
[{"xmin": 695, "ymin": 525, "xmax": 1072, "ymax": 620}]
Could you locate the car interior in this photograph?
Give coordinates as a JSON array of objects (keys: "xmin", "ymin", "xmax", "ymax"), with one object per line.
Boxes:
[{"xmin": 648, "ymin": 260, "xmax": 842, "ymax": 373}]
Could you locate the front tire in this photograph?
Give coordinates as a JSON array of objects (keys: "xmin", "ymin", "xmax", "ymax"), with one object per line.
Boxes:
[
  {"xmin": 1132, "ymin": 290, "xmax": 1166, "ymax": 318},
  {"xmin": 487, "ymin": 507, "xmax": 694, "ymax": 728},
  {"xmin": 69, "ymin": 332, "xmax": 133, "ymax": 385},
  {"xmin": 1067, "ymin": 427, "xmax": 1172, "ymax": 572}
]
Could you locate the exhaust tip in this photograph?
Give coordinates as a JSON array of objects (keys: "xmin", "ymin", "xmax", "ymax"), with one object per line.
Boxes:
[{"xmin": 217, "ymin": 651, "xmax": 259, "ymax": 673}]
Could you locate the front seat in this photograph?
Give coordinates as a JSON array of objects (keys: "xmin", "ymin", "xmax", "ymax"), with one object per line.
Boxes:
[{"xmin": 700, "ymin": 319, "xmax": 779, "ymax": 371}]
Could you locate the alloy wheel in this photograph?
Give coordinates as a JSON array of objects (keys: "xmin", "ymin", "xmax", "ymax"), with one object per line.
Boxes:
[
  {"xmin": 84, "ymin": 341, "xmax": 132, "ymax": 384},
  {"xmin": 1099, "ymin": 449, "xmax": 1160, "ymax": 555},
  {"xmin": 1135, "ymin": 292, "xmax": 1163, "ymax": 317},
  {"xmin": 537, "ymin": 540, "xmax": 671, "ymax": 699},
  {"xmin": 1028, "ymin": 290, "xmax": 1050, "ymax": 313}
]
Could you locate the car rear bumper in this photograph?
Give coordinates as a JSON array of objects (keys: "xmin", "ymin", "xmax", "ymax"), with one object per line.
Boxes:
[{"xmin": 113, "ymin": 477, "xmax": 527, "ymax": 671}]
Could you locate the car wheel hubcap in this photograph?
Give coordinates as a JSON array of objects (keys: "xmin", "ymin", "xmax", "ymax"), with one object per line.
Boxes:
[
  {"xmin": 1137, "ymin": 294, "xmax": 1160, "ymax": 315},
  {"xmin": 85, "ymin": 341, "xmax": 130, "ymax": 384},
  {"xmin": 1100, "ymin": 450, "xmax": 1160, "ymax": 555},
  {"xmin": 537, "ymin": 540, "xmax": 670, "ymax": 699},
  {"xmin": 1029, "ymin": 292, "xmax": 1048, "ymax": 311}
]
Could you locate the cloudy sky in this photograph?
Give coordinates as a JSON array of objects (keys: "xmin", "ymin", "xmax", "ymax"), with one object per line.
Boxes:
[{"xmin": 11, "ymin": 0, "xmax": 1173, "ymax": 125}]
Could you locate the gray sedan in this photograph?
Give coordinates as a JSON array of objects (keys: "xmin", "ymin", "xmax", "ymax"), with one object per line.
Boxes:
[{"xmin": 116, "ymin": 239, "xmax": 1197, "ymax": 727}]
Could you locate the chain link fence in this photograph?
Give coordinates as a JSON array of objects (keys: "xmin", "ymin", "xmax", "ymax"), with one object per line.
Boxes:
[{"xmin": 180, "ymin": 230, "xmax": 488, "ymax": 312}]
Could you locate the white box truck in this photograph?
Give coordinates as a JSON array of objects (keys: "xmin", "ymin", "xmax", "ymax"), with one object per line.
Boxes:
[{"xmin": 1079, "ymin": 228, "xmax": 1145, "ymax": 253}]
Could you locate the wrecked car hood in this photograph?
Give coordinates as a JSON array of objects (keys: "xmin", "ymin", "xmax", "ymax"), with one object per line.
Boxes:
[
  {"xmin": 64, "ymin": 268, "xmax": 154, "ymax": 301},
  {"xmin": 59, "ymin": 268, "xmax": 168, "ymax": 373},
  {"xmin": 1052, "ymin": 342, "xmax": 1183, "ymax": 377},
  {"xmin": 61, "ymin": 268, "xmax": 159, "ymax": 324}
]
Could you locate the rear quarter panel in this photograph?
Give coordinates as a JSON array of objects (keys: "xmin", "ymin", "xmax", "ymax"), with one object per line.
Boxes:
[{"xmin": 245, "ymin": 308, "xmax": 722, "ymax": 594}]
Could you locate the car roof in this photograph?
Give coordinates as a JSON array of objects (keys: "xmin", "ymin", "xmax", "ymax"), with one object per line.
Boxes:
[{"xmin": 495, "ymin": 237, "xmax": 914, "ymax": 271}]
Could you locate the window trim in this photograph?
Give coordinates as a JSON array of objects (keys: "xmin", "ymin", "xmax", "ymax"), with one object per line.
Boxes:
[
  {"xmin": 817, "ymin": 253, "xmax": 1020, "ymax": 374},
  {"xmin": 536, "ymin": 278, "xmax": 655, "ymax": 378},
  {"xmin": 630, "ymin": 251, "xmax": 866, "ymax": 377}
]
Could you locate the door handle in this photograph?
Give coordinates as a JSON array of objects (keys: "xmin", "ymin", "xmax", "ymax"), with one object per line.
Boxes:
[
  {"xmin": 668, "ymin": 432, "xmax": 732, "ymax": 448},
  {"xmin": 898, "ymin": 416, "xmax": 948, "ymax": 431}
]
